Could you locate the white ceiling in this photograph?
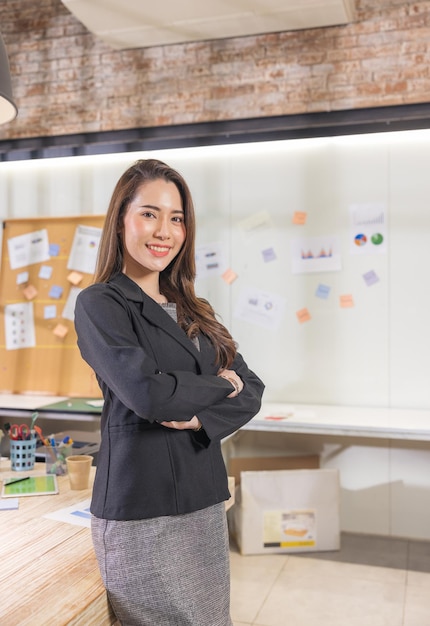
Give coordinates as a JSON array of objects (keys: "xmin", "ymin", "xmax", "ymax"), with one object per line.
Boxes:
[{"xmin": 61, "ymin": 0, "xmax": 357, "ymax": 50}]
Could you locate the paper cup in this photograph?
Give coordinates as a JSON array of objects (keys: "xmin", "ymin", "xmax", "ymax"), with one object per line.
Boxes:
[{"xmin": 66, "ymin": 455, "xmax": 93, "ymax": 490}]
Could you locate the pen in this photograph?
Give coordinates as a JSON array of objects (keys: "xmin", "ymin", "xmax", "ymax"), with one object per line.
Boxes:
[{"xmin": 4, "ymin": 476, "xmax": 31, "ymax": 485}]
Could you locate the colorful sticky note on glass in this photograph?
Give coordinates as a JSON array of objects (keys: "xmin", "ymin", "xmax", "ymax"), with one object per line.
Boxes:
[
  {"xmin": 315, "ymin": 284, "xmax": 331, "ymax": 299},
  {"xmin": 262, "ymin": 247, "xmax": 277, "ymax": 263},
  {"xmin": 49, "ymin": 243, "xmax": 60, "ymax": 257},
  {"xmin": 22, "ymin": 284, "xmax": 38, "ymax": 300},
  {"xmin": 49, "ymin": 285, "xmax": 63, "ymax": 299},
  {"xmin": 363, "ymin": 270, "xmax": 379, "ymax": 286},
  {"xmin": 296, "ymin": 308, "xmax": 311, "ymax": 323},
  {"xmin": 39, "ymin": 265, "xmax": 53, "ymax": 280},
  {"xmin": 292, "ymin": 211, "xmax": 307, "ymax": 225},
  {"xmin": 340, "ymin": 294, "xmax": 354, "ymax": 308},
  {"xmin": 222, "ymin": 268, "xmax": 238, "ymax": 284}
]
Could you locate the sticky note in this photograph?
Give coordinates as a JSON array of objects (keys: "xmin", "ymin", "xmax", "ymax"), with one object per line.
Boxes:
[
  {"xmin": 44, "ymin": 305, "xmax": 57, "ymax": 320},
  {"xmin": 17, "ymin": 271, "xmax": 29, "ymax": 285},
  {"xmin": 222, "ymin": 268, "xmax": 238, "ymax": 284},
  {"xmin": 22, "ymin": 284, "xmax": 38, "ymax": 300},
  {"xmin": 262, "ymin": 247, "xmax": 277, "ymax": 262},
  {"xmin": 49, "ymin": 285, "xmax": 63, "ymax": 299},
  {"xmin": 67, "ymin": 271, "xmax": 83, "ymax": 286},
  {"xmin": 292, "ymin": 211, "xmax": 307, "ymax": 225},
  {"xmin": 315, "ymin": 284, "xmax": 331, "ymax": 299},
  {"xmin": 53, "ymin": 323, "xmax": 69, "ymax": 338},
  {"xmin": 49, "ymin": 243, "xmax": 60, "ymax": 257},
  {"xmin": 296, "ymin": 308, "xmax": 311, "ymax": 323},
  {"xmin": 340, "ymin": 294, "xmax": 354, "ymax": 308},
  {"xmin": 39, "ymin": 265, "xmax": 53, "ymax": 280},
  {"xmin": 363, "ymin": 270, "xmax": 379, "ymax": 286}
]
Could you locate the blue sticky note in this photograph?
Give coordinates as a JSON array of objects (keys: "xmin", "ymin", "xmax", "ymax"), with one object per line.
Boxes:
[
  {"xmin": 44, "ymin": 305, "xmax": 57, "ymax": 319},
  {"xmin": 363, "ymin": 270, "xmax": 379, "ymax": 286},
  {"xmin": 49, "ymin": 285, "xmax": 63, "ymax": 299},
  {"xmin": 49, "ymin": 243, "xmax": 60, "ymax": 257},
  {"xmin": 316, "ymin": 284, "xmax": 331, "ymax": 299},
  {"xmin": 262, "ymin": 247, "xmax": 277, "ymax": 262},
  {"xmin": 39, "ymin": 265, "xmax": 53, "ymax": 280}
]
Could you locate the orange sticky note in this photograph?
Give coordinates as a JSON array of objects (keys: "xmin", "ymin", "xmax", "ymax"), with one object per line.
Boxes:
[
  {"xmin": 222, "ymin": 268, "xmax": 238, "ymax": 284},
  {"xmin": 296, "ymin": 308, "xmax": 311, "ymax": 323},
  {"xmin": 67, "ymin": 271, "xmax": 83, "ymax": 285},
  {"xmin": 340, "ymin": 294, "xmax": 354, "ymax": 308},
  {"xmin": 292, "ymin": 211, "xmax": 307, "ymax": 225},
  {"xmin": 53, "ymin": 323, "xmax": 69, "ymax": 339},
  {"xmin": 22, "ymin": 284, "xmax": 38, "ymax": 300}
]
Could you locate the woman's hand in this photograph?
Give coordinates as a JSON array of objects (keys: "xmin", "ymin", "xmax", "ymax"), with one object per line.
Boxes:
[
  {"xmin": 217, "ymin": 369, "xmax": 244, "ymax": 398},
  {"xmin": 160, "ymin": 415, "xmax": 202, "ymax": 431}
]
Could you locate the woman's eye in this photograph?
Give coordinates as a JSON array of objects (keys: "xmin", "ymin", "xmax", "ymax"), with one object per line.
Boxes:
[{"xmin": 172, "ymin": 216, "xmax": 184, "ymax": 223}]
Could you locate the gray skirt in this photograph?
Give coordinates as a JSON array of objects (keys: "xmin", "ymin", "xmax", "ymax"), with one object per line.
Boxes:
[{"xmin": 91, "ymin": 503, "xmax": 232, "ymax": 626}]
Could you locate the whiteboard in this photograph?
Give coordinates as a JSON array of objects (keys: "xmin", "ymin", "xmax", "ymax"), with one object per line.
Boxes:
[{"xmin": 0, "ymin": 130, "xmax": 429, "ymax": 409}]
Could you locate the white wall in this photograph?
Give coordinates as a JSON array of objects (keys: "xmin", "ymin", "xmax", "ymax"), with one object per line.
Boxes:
[{"xmin": 1, "ymin": 131, "xmax": 430, "ymax": 538}]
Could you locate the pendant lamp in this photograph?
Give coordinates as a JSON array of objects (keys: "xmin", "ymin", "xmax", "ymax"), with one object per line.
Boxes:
[{"xmin": 0, "ymin": 33, "xmax": 17, "ymax": 124}]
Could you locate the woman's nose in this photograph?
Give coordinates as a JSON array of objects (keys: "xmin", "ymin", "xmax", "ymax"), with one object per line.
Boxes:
[{"xmin": 154, "ymin": 218, "xmax": 170, "ymax": 240}]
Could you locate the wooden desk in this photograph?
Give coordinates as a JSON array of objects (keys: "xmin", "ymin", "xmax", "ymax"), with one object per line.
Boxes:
[{"xmin": 0, "ymin": 462, "xmax": 116, "ymax": 626}]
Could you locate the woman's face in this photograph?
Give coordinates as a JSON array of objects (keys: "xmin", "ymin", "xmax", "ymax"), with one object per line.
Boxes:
[{"xmin": 121, "ymin": 178, "xmax": 186, "ymax": 278}]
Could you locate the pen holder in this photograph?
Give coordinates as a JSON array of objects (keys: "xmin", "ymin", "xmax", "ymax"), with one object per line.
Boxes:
[
  {"xmin": 10, "ymin": 437, "xmax": 37, "ymax": 471},
  {"xmin": 44, "ymin": 445, "xmax": 69, "ymax": 476}
]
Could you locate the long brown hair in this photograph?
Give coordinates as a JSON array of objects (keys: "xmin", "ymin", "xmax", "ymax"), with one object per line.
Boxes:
[{"xmin": 94, "ymin": 158, "xmax": 237, "ymax": 368}]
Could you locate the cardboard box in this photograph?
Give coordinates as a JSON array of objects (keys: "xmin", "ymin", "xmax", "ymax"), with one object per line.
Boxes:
[
  {"xmin": 232, "ymin": 468, "xmax": 340, "ymax": 555},
  {"xmin": 228, "ymin": 455, "xmax": 320, "ymax": 486},
  {"xmin": 225, "ymin": 476, "xmax": 235, "ymax": 511}
]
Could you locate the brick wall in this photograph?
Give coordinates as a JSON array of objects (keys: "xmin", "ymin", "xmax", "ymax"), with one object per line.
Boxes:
[{"xmin": 0, "ymin": 0, "xmax": 429, "ymax": 140}]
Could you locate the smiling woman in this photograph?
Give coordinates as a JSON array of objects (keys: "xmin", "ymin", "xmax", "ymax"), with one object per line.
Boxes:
[{"xmin": 74, "ymin": 158, "xmax": 265, "ymax": 626}]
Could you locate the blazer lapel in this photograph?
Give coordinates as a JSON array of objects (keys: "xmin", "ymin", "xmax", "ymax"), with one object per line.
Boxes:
[{"xmin": 110, "ymin": 273, "xmax": 204, "ymax": 367}]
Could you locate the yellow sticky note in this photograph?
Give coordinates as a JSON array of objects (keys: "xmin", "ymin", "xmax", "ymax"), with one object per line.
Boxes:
[
  {"xmin": 296, "ymin": 308, "xmax": 311, "ymax": 323},
  {"xmin": 340, "ymin": 294, "xmax": 354, "ymax": 308},
  {"xmin": 292, "ymin": 211, "xmax": 307, "ymax": 225},
  {"xmin": 22, "ymin": 284, "xmax": 38, "ymax": 300},
  {"xmin": 222, "ymin": 268, "xmax": 238, "ymax": 284},
  {"xmin": 53, "ymin": 323, "xmax": 69, "ymax": 339},
  {"xmin": 67, "ymin": 271, "xmax": 83, "ymax": 286}
]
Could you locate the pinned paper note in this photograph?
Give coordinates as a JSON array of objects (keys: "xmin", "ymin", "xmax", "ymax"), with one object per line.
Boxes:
[
  {"xmin": 292, "ymin": 211, "xmax": 307, "ymax": 225},
  {"xmin": 16, "ymin": 271, "xmax": 29, "ymax": 285},
  {"xmin": 49, "ymin": 285, "xmax": 63, "ymax": 299},
  {"xmin": 44, "ymin": 305, "xmax": 57, "ymax": 320},
  {"xmin": 296, "ymin": 308, "xmax": 311, "ymax": 323},
  {"xmin": 222, "ymin": 268, "xmax": 238, "ymax": 284},
  {"xmin": 340, "ymin": 294, "xmax": 354, "ymax": 308},
  {"xmin": 22, "ymin": 284, "xmax": 38, "ymax": 301},
  {"xmin": 39, "ymin": 265, "xmax": 53, "ymax": 280},
  {"xmin": 49, "ymin": 243, "xmax": 60, "ymax": 257},
  {"xmin": 67, "ymin": 271, "xmax": 83, "ymax": 286},
  {"xmin": 53, "ymin": 323, "xmax": 69, "ymax": 339}
]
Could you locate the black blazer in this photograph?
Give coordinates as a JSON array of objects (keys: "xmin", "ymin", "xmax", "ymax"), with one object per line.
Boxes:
[{"xmin": 75, "ymin": 273, "xmax": 264, "ymax": 520}]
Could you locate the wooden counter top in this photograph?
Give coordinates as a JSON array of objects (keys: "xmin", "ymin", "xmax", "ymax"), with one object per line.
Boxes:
[{"xmin": 0, "ymin": 461, "xmax": 116, "ymax": 626}]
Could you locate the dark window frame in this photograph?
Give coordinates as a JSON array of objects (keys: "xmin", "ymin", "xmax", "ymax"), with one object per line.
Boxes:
[{"xmin": 1, "ymin": 103, "xmax": 430, "ymax": 161}]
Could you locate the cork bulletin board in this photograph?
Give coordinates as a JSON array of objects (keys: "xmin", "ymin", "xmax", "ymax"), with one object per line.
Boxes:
[{"xmin": 0, "ymin": 215, "xmax": 105, "ymax": 396}]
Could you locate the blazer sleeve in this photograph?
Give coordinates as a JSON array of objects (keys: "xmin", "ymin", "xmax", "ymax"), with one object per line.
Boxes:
[
  {"xmin": 192, "ymin": 351, "xmax": 265, "ymax": 446},
  {"xmin": 74, "ymin": 285, "xmax": 236, "ymax": 421}
]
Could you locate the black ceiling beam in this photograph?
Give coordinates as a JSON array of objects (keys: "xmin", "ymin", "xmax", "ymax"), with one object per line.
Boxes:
[{"xmin": 1, "ymin": 103, "xmax": 430, "ymax": 162}]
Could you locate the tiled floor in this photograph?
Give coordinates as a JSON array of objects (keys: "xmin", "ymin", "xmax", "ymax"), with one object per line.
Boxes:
[{"xmin": 230, "ymin": 533, "xmax": 430, "ymax": 626}]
